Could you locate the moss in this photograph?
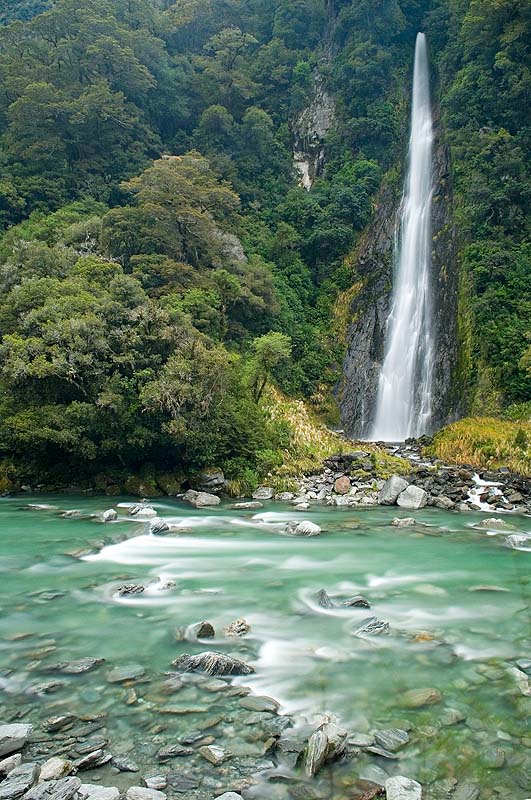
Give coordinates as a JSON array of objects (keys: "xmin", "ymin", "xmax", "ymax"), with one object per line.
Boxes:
[
  {"xmin": 124, "ymin": 475, "xmax": 163, "ymax": 498},
  {"xmin": 427, "ymin": 417, "xmax": 531, "ymax": 476},
  {"xmin": 157, "ymin": 472, "xmax": 183, "ymax": 496}
]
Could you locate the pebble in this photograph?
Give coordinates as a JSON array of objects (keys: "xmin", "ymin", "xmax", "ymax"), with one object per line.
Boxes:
[
  {"xmin": 43, "ymin": 716, "xmax": 76, "ymax": 733},
  {"xmin": 143, "ymin": 777, "xmax": 167, "ymax": 791},
  {"xmin": 111, "ymin": 756, "xmax": 139, "ymax": 772}
]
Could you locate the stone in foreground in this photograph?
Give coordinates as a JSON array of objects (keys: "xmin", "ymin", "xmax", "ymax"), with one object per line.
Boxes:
[
  {"xmin": 25, "ymin": 777, "xmax": 81, "ymax": 800},
  {"xmin": 0, "ymin": 763, "xmax": 39, "ymax": 800},
  {"xmin": 379, "ymin": 475, "xmax": 409, "ymax": 505},
  {"xmin": 172, "ymin": 651, "xmax": 254, "ymax": 676},
  {"xmin": 183, "ymin": 490, "xmax": 220, "ymax": 507},
  {"xmin": 285, "ymin": 520, "xmax": 322, "ymax": 536},
  {"xmin": 397, "ymin": 485, "xmax": 428, "ymax": 510},
  {"xmin": 39, "ymin": 757, "xmax": 73, "ymax": 781},
  {"xmin": 401, "ymin": 687, "xmax": 442, "ymax": 708},
  {"xmin": 385, "ymin": 776, "xmax": 422, "ymax": 800},
  {"xmin": 0, "ymin": 726, "xmax": 33, "ymax": 758},
  {"xmin": 79, "ymin": 787, "xmax": 120, "ymax": 800},
  {"xmin": 126, "ymin": 789, "xmax": 166, "ymax": 800}
]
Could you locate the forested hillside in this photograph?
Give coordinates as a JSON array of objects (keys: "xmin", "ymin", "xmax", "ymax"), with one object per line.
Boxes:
[{"xmin": 0, "ymin": 0, "xmax": 529, "ymax": 492}]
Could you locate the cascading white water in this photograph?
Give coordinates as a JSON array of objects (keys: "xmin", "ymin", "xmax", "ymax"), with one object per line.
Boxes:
[{"xmin": 370, "ymin": 32, "xmax": 434, "ymax": 442}]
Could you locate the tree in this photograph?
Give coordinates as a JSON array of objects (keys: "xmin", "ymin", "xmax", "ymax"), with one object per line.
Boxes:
[{"xmin": 249, "ymin": 331, "xmax": 292, "ymax": 400}]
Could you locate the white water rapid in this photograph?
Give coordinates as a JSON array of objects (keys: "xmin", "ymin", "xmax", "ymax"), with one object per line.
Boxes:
[{"xmin": 370, "ymin": 32, "xmax": 435, "ymax": 442}]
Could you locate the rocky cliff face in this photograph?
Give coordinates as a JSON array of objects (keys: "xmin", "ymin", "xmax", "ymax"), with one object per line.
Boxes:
[
  {"xmin": 339, "ymin": 119, "xmax": 460, "ymax": 438},
  {"xmin": 292, "ymin": 76, "xmax": 335, "ymax": 190}
]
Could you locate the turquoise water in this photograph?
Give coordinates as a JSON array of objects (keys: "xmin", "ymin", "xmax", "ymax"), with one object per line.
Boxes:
[{"xmin": 0, "ymin": 496, "xmax": 530, "ymax": 798}]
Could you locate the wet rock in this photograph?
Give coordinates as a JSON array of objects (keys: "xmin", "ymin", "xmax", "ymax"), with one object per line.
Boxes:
[
  {"xmin": 0, "ymin": 763, "xmax": 39, "ymax": 800},
  {"xmin": 379, "ymin": 476, "xmax": 409, "ymax": 505},
  {"xmin": 516, "ymin": 658, "xmax": 531, "ymax": 674},
  {"xmin": 224, "ymin": 618, "xmax": 251, "ymax": 637},
  {"xmin": 45, "ymin": 658, "xmax": 104, "ymax": 674},
  {"xmin": 373, "ymin": 729, "xmax": 409, "ymax": 752},
  {"xmin": 433, "ymin": 496, "xmax": 455, "ymax": 509},
  {"xmin": 252, "ymin": 487, "xmax": 274, "ymax": 500},
  {"xmin": 476, "ymin": 518, "xmax": 515, "ymax": 530},
  {"xmin": 452, "ymin": 784, "xmax": 479, "ymax": 800},
  {"xmin": 385, "ymin": 776, "xmax": 422, "ymax": 800},
  {"xmin": 440, "ymin": 708, "xmax": 465, "ymax": 726},
  {"xmin": 157, "ymin": 744, "xmax": 193, "ymax": 762},
  {"xmin": 305, "ymin": 730, "xmax": 328, "ymax": 777},
  {"xmin": 401, "ymin": 687, "xmax": 442, "ymax": 708},
  {"xmin": 391, "ymin": 517, "xmax": 416, "ymax": 528},
  {"xmin": 285, "ymin": 520, "xmax": 321, "ymax": 536},
  {"xmin": 482, "ymin": 747, "xmax": 505, "ymax": 768},
  {"xmin": 143, "ymin": 778, "xmax": 166, "ymax": 791},
  {"xmin": 100, "ymin": 509, "xmax": 117, "ymax": 523},
  {"xmin": 106, "ymin": 664, "xmax": 145, "ymax": 683},
  {"xmin": 111, "ymin": 756, "xmax": 139, "ymax": 772},
  {"xmin": 26, "ymin": 680, "xmax": 65, "ymax": 695},
  {"xmin": 126, "ymin": 789, "xmax": 167, "ymax": 800},
  {"xmin": 349, "ymin": 780, "xmax": 385, "ymax": 800},
  {"xmin": 42, "ymin": 716, "xmax": 76, "ymax": 733},
  {"xmin": 334, "ymin": 477, "xmax": 351, "ymax": 494},
  {"xmin": 149, "ymin": 519, "xmax": 170, "ymax": 536},
  {"xmin": 317, "ymin": 589, "xmax": 333, "ymax": 608},
  {"xmin": 165, "ymin": 775, "xmax": 199, "ymax": 792},
  {"xmin": 214, "ymin": 794, "xmax": 244, "ymax": 800},
  {"xmin": 397, "ymin": 486, "xmax": 428, "ymax": 510},
  {"xmin": 505, "ymin": 534, "xmax": 530, "ymax": 549},
  {"xmin": 129, "ymin": 504, "xmax": 156, "ymax": 517},
  {"xmin": 72, "ymin": 751, "xmax": 107, "ymax": 771},
  {"xmin": 116, "ymin": 584, "xmax": 145, "ymax": 597},
  {"xmin": 175, "ymin": 621, "xmax": 215, "ymax": 642},
  {"xmin": 349, "ymin": 734, "xmax": 375, "ymax": 748},
  {"xmin": 0, "ymin": 725, "xmax": 33, "ymax": 757},
  {"xmin": 79, "ymin": 786, "xmax": 120, "ymax": 800},
  {"xmin": 365, "ymin": 745, "xmax": 398, "ymax": 760},
  {"xmin": 199, "ymin": 745, "xmax": 227, "ymax": 765},
  {"xmin": 507, "ymin": 666, "xmax": 531, "ymax": 695},
  {"xmin": 172, "ymin": 651, "xmax": 254, "ymax": 676},
  {"xmin": 340, "ymin": 595, "xmax": 371, "ymax": 608},
  {"xmin": 239, "ymin": 695, "xmax": 279, "ymax": 713},
  {"xmin": 39, "ymin": 758, "xmax": 73, "ymax": 781},
  {"xmin": 230, "ymin": 502, "xmax": 263, "ymax": 510},
  {"xmin": 0, "ymin": 756, "xmax": 21, "ymax": 779},
  {"xmin": 468, "ymin": 584, "xmax": 510, "ymax": 592},
  {"xmin": 24, "ymin": 778, "xmax": 81, "ymax": 800},
  {"xmin": 353, "ymin": 617, "xmax": 390, "ymax": 636},
  {"xmin": 183, "ymin": 490, "xmax": 220, "ymax": 508}
]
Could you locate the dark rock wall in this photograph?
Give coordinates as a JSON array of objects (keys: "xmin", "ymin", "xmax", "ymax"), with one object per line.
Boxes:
[{"xmin": 339, "ymin": 118, "xmax": 460, "ymax": 438}]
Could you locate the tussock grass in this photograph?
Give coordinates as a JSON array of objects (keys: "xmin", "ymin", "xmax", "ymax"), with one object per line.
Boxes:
[
  {"xmin": 262, "ymin": 387, "xmax": 409, "ymax": 486},
  {"xmin": 428, "ymin": 417, "xmax": 531, "ymax": 476}
]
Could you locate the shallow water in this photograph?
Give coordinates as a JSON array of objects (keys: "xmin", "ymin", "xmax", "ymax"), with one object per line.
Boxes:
[{"xmin": 0, "ymin": 496, "xmax": 530, "ymax": 798}]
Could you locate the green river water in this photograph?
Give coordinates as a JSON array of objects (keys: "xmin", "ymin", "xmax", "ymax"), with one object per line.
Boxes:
[{"xmin": 0, "ymin": 496, "xmax": 530, "ymax": 799}]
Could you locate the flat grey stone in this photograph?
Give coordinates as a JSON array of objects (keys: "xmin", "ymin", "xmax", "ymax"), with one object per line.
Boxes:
[
  {"xmin": 79, "ymin": 787, "xmax": 119, "ymax": 800},
  {"xmin": 373, "ymin": 729, "xmax": 410, "ymax": 752},
  {"xmin": 397, "ymin": 486, "xmax": 428, "ymax": 510},
  {"xmin": 379, "ymin": 475, "xmax": 409, "ymax": 505},
  {"xmin": 0, "ymin": 763, "xmax": 39, "ymax": 800},
  {"xmin": 0, "ymin": 725, "xmax": 33, "ymax": 757},
  {"xmin": 385, "ymin": 776, "xmax": 422, "ymax": 800},
  {"xmin": 106, "ymin": 664, "xmax": 145, "ymax": 683},
  {"xmin": 183, "ymin": 490, "xmax": 220, "ymax": 508},
  {"xmin": 126, "ymin": 789, "xmax": 166, "ymax": 800},
  {"xmin": 239, "ymin": 695, "xmax": 280, "ymax": 713},
  {"xmin": 452, "ymin": 784, "xmax": 480, "ymax": 800},
  {"xmin": 111, "ymin": 756, "xmax": 139, "ymax": 772},
  {"xmin": 0, "ymin": 755, "xmax": 21, "ymax": 778},
  {"xmin": 39, "ymin": 758, "xmax": 73, "ymax": 781},
  {"xmin": 24, "ymin": 778, "xmax": 81, "ymax": 800}
]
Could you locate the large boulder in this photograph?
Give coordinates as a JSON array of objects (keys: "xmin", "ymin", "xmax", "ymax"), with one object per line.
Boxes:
[
  {"xmin": 252, "ymin": 486, "xmax": 274, "ymax": 500},
  {"xmin": 0, "ymin": 725, "xmax": 33, "ymax": 757},
  {"xmin": 195, "ymin": 469, "xmax": 225, "ymax": 492},
  {"xmin": 0, "ymin": 763, "xmax": 39, "ymax": 800},
  {"xmin": 397, "ymin": 485, "xmax": 428, "ymax": 510},
  {"xmin": 334, "ymin": 476, "xmax": 351, "ymax": 495},
  {"xmin": 285, "ymin": 520, "xmax": 322, "ymax": 537},
  {"xmin": 379, "ymin": 475, "xmax": 409, "ymax": 505},
  {"xmin": 183, "ymin": 490, "xmax": 220, "ymax": 508}
]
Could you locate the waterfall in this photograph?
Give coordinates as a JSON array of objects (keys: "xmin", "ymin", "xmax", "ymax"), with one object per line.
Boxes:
[{"xmin": 370, "ymin": 32, "xmax": 434, "ymax": 442}]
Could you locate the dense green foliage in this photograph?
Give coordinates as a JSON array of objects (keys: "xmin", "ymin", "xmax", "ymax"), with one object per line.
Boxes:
[{"xmin": 0, "ymin": 0, "xmax": 529, "ymax": 489}]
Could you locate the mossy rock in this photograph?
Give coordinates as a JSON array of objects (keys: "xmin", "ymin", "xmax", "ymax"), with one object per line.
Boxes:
[
  {"xmin": 157, "ymin": 472, "xmax": 183, "ymax": 496},
  {"xmin": 124, "ymin": 475, "xmax": 163, "ymax": 498},
  {"xmin": 0, "ymin": 476, "xmax": 15, "ymax": 495}
]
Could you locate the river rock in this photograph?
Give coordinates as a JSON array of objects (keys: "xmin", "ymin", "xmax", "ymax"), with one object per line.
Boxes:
[
  {"xmin": 334, "ymin": 476, "xmax": 351, "ymax": 494},
  {"xmin": 433, "ymin": 495, "xmax": 455, "ymax": 509},
  {"xmin": 239, "ymin": 695, "xmax": 280, "ymax": 713},
  {"xmin": 401, "ymin": 687, "xmax": 442, "ymax": 708},
  {"xmin": 199, "ymin": 745, "xmax": 227, "ymax": 765},
  {"xmin": 172, "ymin": 651, "xmax": 254, "ymax": 675},
  {"xmin": 183, "ymin": 490, "xmax": 220, "ymax": 507},
  {"xmin": 79, "ymin": 787, "xmax": 119, "ymax": 800},
  {"xmin": 224, "ymin": 618, "xmax": 251, "ymax": 637},
  {"xmin": 0, "ymin": 763, "xmax": 39, "ymax": 800},
  {"xmin": 275, "ymin": 492, "xmax": 295, "ymax": 501},
  {"xmin": 126, "ymin": 789, "xmax": 167, "ymax": 800},
  {"xmin": 349, "ymin": 780, "xmax": 385, "ymax": 800},
  {"xmin": 100, "ymin": 509, "xmax": 117, "ymax": 523},
  {"xmin": 0, "ymin": 726, "xmax": 33, "ymax": 757},
  {"xmin": 397, "ymin": 486, "xmax": 428, "ymax": 510},
  {"xmin": 452, "ymin": 784, "xmax": 479, "ymax": 800},
  {"xmin": 106, "ymin": 664, "xmax": 145, "ymax": 682},
  {"xmin": 42, "ymin": 716, "xmax": 76, "ymax": 733},
  {"xmin": 149, "ymin": 518, "xmax": 170, "ymax": 535},
  {"xmin": 24, "ymin": 778, "xmax": 81, "ymax": 800},
  {"xmin": 392, "ymin": 517, "xmax": 416, "ymax": 528},
  {"xmin": 143, "ymin": 777, "xmax": 166, "ymax": 791},
  {"xmin": 285, "ymin": 520, "xmax": 321, "ymax": 536},
  {"xmin": 195, "ymin": 469, "xmax": 225, "ymax": 491},
  {"xmin": 374, "ymin": 729, "xmax": 409, "ymax": 752},
  {"xmin": 477, "ymin": 518, "xmax": 515, "ymax": 530},
  {"xmin": 0, "ymin": 756, "xmax": 21, "ymax": 779},
  {"xmin": 340, "ymin": 595, "xmax": 371, "ymax": 608},
  {"xmin": 507, "ymin": 666, "xmax": 531, "ymax": 695},
  {"xmin": 157, "ymin": 744, "xmax": 193, "ymax": 761},
  {"xmin": 505, "ymin": 534, "xmax": 530, "ymax": 549},
  {"xmin": 129, "ymin": 504, "xmax": 155, "ymax": 517},
  {"xmin": 252, "ymin": 487, "xmax": 274, "ymax": 500},
  {"xmin": 116, "ymin": 584, "xmax": 145, "ymax": 596},
  {"xmin": 317, "ymin": 589, "xmax": 333, "ymax": 608},
  {"xmin": 230, "ymin": 502, "xmax": 263, "ymax": 510},
  {"xmin": 305, "ymin": 730, "xmax": 328, "ymax": 777},
  {"xmin": 175, "ymin": 620, "xmax": 215, "ymax": 641},
  {"xmin": 379, "ymin": 476, "xmax": 409, "ymax": 505},
  {"xmin": 39, "ymin": 758, "xmax": 73, "ymax": 781},
  {"xmin": 385, "ymin": 776, "xmax": 422, "ymax": 800},
  {"xmin": 111, "ymin": 756, "xmax": 139, "ymax": 772},
  {"xmin": 46, "ymin": 658, "xmax": 104, "ymax": 674},
  {"xmin": 214, "ymin": 794, "xmax": 244, "ymax": 800},
  {"xmin": 353, "ymin": 617, "xmax": 390, "ymax": 636}
]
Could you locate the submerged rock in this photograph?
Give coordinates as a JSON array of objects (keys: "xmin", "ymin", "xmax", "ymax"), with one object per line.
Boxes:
[
  {"xmin": 401, "ymin": 687, "xmax": 442, "ymax": 708},
  {"xmin": 106, "ymin": 664, "xmax": 145, "ymax": 683},
  {"xmin": 505, "ymin": 533, "xmax": 530, "ymax": 549},
  {"xmin": 183, "ymin": 490, "xmax": 220, "ymax": 507},
  {"xmin": 230, "ymin": 501, "xmax": 263, "ymax": 510},
  {"xmin": 100, "ymin": 509, "xmax": 117, "ymax": 523},
  {"xmin": 340, "ymin": 595, "xmax": 371, "ymax": 608},
  {"xmin": 45, "ymin": 658, "xmax": 104, "ymax": 674},
  {"xmin": 373, "ymin": 729, "xmax": 409, "ymax": 752},
  {"xmin": 353, "ymin": 617, "xmax": 390, "ymax": 636},
  {"xmin": 149, "ymin": 518, "xmax": 170, "ymax": 535},
  {"xmin": 0, "ymin": 726, "xmax": 32, "ymax": 758},
  {"xmin": 397, "ymin": 486, "xmax": 428, "ymax": 510},
  {"xmin": 379, "ymin": 476, "xmax": 409, "ymax": 505},
  {"xmin": 126, "ymin": 789, "xmax": 166, "ymax": 800},
  {"xmin": 285, "ymin": 520, "xmax": 322, "ymax": 536},
  {"xmin": 391, "ymin": 517, "xmax": 416, "ymax": 528},
  {"xmin": 172, "ymin": 651, "xmax": 254, "ymax": 676},
  {"xmin": 385, "ymin": 776, "xmax": 422, "ymax": 800},
  {"xmin": 317, "ymin": 589, "xmax": 334, "ymax": 608},
  {"xmin": 175, "ymin": 620, "xmax": 215, "ymax": 642}
]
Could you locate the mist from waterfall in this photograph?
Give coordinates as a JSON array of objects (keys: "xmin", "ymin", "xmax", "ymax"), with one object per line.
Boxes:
[{"xmin": 370, "ymin": 32, "xmax": 434, "ymax": 442}]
